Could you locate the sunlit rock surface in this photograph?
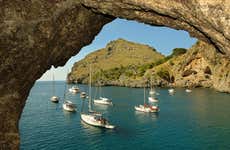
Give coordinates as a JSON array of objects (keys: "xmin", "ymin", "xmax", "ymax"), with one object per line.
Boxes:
[{"xmin": 0, "ymin": 0, "xmax": 229, "ymax": 149}]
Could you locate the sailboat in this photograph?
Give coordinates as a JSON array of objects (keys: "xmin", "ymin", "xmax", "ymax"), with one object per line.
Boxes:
[
  {"xmin": 80, "ymin": 92, "xmax": 87, "ymax": 98},
  {"xmin": 148, "ymin": 77, "xmax": 159, "ymax": 103},
  {"xmin": 94, "ymin": 81, "xmax": 112, "ymax": 105},
  {"xmin": 135, "ymin": 86, "xmax": 159, "ymax": 113},
  {"xmin": 80, "ymin": 64, "xmax": 115, "ymax": 129},
  {"xmin": 168, "ymin": 83, "xmax": 175, "ymax": 94},
  {"xmin": 63, "ymin": 100, "xmax": 76, "ymax": 112},
  {"xmin": 69, "ymin": 85, "xmax": 80, "ymax": 93},
  {"xmin": 62, "ymin": 80, "xmax": 76, "ymax": 112},
  {"xmin": 50, "ymin": 72, "xmax": 59, "ymax": 103}
]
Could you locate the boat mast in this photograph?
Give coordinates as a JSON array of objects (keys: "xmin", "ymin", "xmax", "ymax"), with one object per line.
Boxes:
[
  {"xmin": 144, "ymin": 86, "xmax": 146, "ymax": 105},
  {"xmin": 52, "ymin": 72, "xmax": 55, "ymax": 96},
  {"xmin": 89, "ymin": 64, "xmax": 92, "ymax": 112},
  {"xmin": 150, "ymin": 76, "xmax": 152, "ymax": 92},
  {"xmin": 63, "ymin": 69, "xmax": 68, "ymax": 101}
]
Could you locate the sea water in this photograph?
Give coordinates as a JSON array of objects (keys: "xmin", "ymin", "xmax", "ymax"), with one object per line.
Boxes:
[{"xmin": 19, "ymin": 81, "xmax": 230, "ymax": 150}]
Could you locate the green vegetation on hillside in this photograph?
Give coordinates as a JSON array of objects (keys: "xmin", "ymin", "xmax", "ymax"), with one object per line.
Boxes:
[{"xmin": 68, "ymin": 38, "xmax": 165, "ymax": 84}]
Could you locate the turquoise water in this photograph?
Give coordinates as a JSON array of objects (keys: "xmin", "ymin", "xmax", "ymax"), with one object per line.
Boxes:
[{"xmin": 20, "ymin": 81, "xmax": 230, "ymax": 150}]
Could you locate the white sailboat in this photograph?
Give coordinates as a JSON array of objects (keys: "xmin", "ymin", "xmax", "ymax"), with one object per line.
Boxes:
[
  {"xmin": 135, "ymin": 87, "xmax": 160, "ymax": 113},
  {"xmin": 148, "ymin": 77, "xmax": 159, "ymax": 103},
  {"xmin": 168, "ymin": 88, "xmax": 175, "ymax": 94},
  {"xmin": 63, "ymin": 81, "xmax": 76, "ymax": 112},
  {"xmin": 80, "ymin": 92, "xmax": 87, "ymax": 98},
  {"xmin": 93, "ymin": 80, "xmax": 112, "ymax": 105},
  {"xmin": 50, "ymin": 73, "xmax": 59, "ymax": 103},
  {"xmin": 62, "ymin": 100, "xmax": 76, "ymax": 112},
  {"xmin": 94, "ymin": 97, "xmax": 113, "ymax": 105},
  {"xmin": 185, "ymin": 89, "xmax": 192, "ymax": 93},
  {"xmin": 69, "ymin": 86, "xmax": 79, "ymax": 93},
  {"xmin": 148, "ymin": 97, "xmax": 158, "ymax": 103},
  {"xmin": 81, "ymin": 64, "xmax": 115, "ymax": 129}
]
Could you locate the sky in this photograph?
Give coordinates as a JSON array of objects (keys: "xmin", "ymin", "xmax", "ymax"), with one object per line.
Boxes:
[{"xmin": 38, "ymin": 18, "xmax": 197, "ymax": 81}]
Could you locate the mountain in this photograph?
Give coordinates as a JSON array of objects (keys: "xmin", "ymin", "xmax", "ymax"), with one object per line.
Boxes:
[
  {"xmin": 144, "ymin": 41, "xmax": 230, "ymax": 93},
  {"xmin": 67, "ymin": 38, "xmax": 164, "ymax": 85},
  {"xmin": 68, "ymin": 39, "xmax": 230, "ymax": 93}
]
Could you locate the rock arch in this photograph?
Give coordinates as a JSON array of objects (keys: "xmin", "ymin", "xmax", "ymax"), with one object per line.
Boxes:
[{"xmin": 0, "ymin": 0, "xmax": 229, "ymax": 149}]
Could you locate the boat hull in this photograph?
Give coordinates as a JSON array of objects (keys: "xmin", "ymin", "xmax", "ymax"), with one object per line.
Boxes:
[
  {"xmin": 69, "ymin": 89, "xmax": 79, "ymax": 93},
  {"xmin": 62, "ymin": 103, "xmax": 76, "ymax": 112},
  {"xmin": 81, "ymin": 114, "xmax": 115, "ymax": 129},
  {"xmin": 50, "ymin": 96, "xmax": 59, "ymax": 103},
  {"xmin": 185, "ymin": 89, "xmax": 192, "ymax": 93},
  {"xmin": 94, "ymin": 99, "xmax": 113, "ymax": 105},
  {"xmin": 148, "ymin": 97, "xmax": 158, "ymax": 102},
  {"xmin": 135, "ymin": 105, "xmax": 159, "ymax": 113}
]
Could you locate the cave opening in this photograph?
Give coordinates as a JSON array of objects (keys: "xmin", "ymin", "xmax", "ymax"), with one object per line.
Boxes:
[
  {"xmin": 0, "ymin": 1, "xmax": 229, "ymax": 149},
  {"xmin": 19, "ymin": 18, "xmax": 198, "ymax": 149}
]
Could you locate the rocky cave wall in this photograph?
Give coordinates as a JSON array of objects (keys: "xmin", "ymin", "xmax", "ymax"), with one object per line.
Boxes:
[
  {"xmin": 81, "ymin": 0, "xmax": 230, "ymax": 56},
  {"xmin": 0, "ymin": 0, "xmax": 229, "ymax": 149},
  {"xmin": 0, "ymin": 1, "xmax": 113, "ymax": 149}
]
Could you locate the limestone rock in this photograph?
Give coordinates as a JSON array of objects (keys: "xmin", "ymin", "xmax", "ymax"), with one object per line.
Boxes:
[{"xmin": 0, "ymin": 0, "xmax": 229, "ymax": 149}]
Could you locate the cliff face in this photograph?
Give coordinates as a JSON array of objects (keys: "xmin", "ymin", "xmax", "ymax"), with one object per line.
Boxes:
[
  {"xmin": 69, "ymin": 40, "xmax": 230, "ymax": 92},
  {"xmin": 68, "ymin": 39, "xmax": 164, "ymax": 84},
  {"xmin": 0, "ymin": 0, "xmax": 229, "ymax": 149},
  {"xmin": 0, "ymin": 1, "xmax": 113, "ymax": 149},
  {"xmin": 146, "ymin": 41, "xmax": 230, "ymax": 93}
]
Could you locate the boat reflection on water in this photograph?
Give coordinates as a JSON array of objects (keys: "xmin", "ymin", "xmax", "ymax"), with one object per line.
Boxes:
[
  {"xmin": 93, "ymin": 103, "xmax": 112, "ymax": 112},
  {"xmin": 134, "ymin": 111, "xmax": 159, "ymax": 123}
]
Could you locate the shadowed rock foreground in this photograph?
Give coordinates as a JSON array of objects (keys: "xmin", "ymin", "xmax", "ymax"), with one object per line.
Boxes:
[{"xmin": 0, "ymin": 0, "xmax": 229, "ymax": 149}]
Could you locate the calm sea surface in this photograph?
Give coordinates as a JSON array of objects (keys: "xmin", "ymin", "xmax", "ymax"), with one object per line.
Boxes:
[{"xmin": 19, "ymin": 81, "xmax": 230, "ymax": 150}]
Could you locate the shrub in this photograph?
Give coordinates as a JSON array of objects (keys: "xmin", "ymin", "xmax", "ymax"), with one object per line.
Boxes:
[
  {"xmin": 156, "ymin": 69, "xmax": 171, "ymax": 82},
  {"xmin": 182, "ymin": 69, "xmax": 197, "ymax": 77},
  {"xmin": 170, "ymin": 48, "xmax": 187, "ymax": 57}
]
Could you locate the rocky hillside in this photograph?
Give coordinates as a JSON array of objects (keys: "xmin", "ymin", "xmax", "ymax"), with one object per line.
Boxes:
[
  {"xmin": 68, "ymin": 39, "xmax": 230, "ymax": 93},
  {"xmin": 144, "ymin": 41, "xmax": 230, "ymax": 93},
  {"xmin": 67, "ymin": 38, "xmax": 164, "ymax": 84}
]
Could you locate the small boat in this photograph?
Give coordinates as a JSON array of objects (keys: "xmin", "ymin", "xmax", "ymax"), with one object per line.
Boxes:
[
  {"xmin": 148, "ymin": 97, "xmax": 158, "ymax": 102},
  {"xmin": 50, "ymin": 96, "xmax": 59, "ymax": 103},
  {"xmin": 93, "ymin": 78, "xmax": 112, "ymax": 105},
  {"xmin": 94, "ymin": 97, "xmax": 113, "ymax": 105},
  {"xmin": 80, "ymin": 92, "xmax": 87, "ymax": 98},
  {"xmin": 185, "ymin": 89, "xmax": 192, "ymax": 93},
  {"xmin": 135, "ymin": 104, "xmax": 159, "ymax": 113},
  {"xmin": 149, "ymin": 77, "xmax": 157, "ymax": 95},
  {"xmin": 62, "ymin": 101, "xmax": 76, "ymax": 112},
  {"xmin": 135, "ymin": 87, "xmax": 159, "ymax": 113},
  {"xmin": 81, "ymin": 64, "xmax": 115, "ymax": 129},
  {"xmin": 149, "ymin": 89, "xmax": 156, "ymax": 95},
  {"xmin": 50, "ymin": 73, "xmax": 59, "ymax": 103},
  {"xmin": 168, "ymin": 88, "xmax": 175, "ymax": 94},
  {"xmin": 69, "ymin": 86, "xmax": 79, "ymax": 93}
]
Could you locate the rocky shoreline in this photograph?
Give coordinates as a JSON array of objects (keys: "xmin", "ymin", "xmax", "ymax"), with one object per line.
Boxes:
[{"xmin": 68, "ymin": 40, "xmax": 230, "ymax": 93}]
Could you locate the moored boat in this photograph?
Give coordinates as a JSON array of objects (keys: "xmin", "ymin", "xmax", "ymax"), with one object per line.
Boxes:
[
  {"xmin": 80, "ymin": 92, "xmax": 87, "ymax": 98},
  {"xmin": 148, "ymin": 97, "xmax": 158, "ymax": 102},
  {"xmin": 185, "ymin": 89, "xmax": 192, "ymax": 93},
  {"xmin": 50, "ymin": 96, "xmax": 59, "ymax": 103},
  {"xmin": 50, "ymin": 72, "xmax": 59, "ymax": 103},
  {"xmin": 69, "ymin": 86, "xmax": 79, "ymax": 93},
  {"xmin": 135, "ymin": 104, "xmax": 159, "ymax": 113},
  {"xmin": 168, "ymin": 88, "xmax": 175, "ymax": 94},
  {"xmin": 80, "ymin": 64, "xmax": 115, "ymax": 129},
  {"xmin": 81, "ymin": 112, "xmax": 115, "ymax": 129},
  {"xmin": 62, "ymin": 101, "xmax": 76, "ymax": 112},
  {"xmin": 135, "ymin": 86, "xmax": 160, "ymax": 113},
  {"xmin": 94, "ymin": 97, "xmax": 113, "ymax": 105}
]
